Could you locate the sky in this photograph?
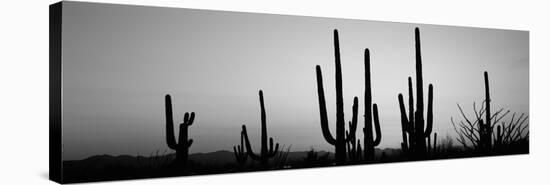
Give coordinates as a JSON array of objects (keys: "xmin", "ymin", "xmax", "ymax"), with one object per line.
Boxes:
[{"xmin": 60, "ymin": 2, "xmax": 529, "ymax": 160}]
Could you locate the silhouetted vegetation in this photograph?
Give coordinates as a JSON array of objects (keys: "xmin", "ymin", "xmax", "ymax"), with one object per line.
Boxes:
[
  {"xmin": 273, "ymin": 145, "xmax": 292, "ymax": 169},
  {"xmin": 451, "ymin": 71, "xmax": 529, "ymax": 155},
  {"xmin": 315, "ymin": 29, "xmax": 359, "ymax": 164},
  {"xmin": 303, "ymin": 148, "xmax": 333, "ymax": 167},
  {"xmin": 165, "ymin": 95, "xmax": 196, "ymax": 166},
  {"xmin": 362, "ymin": 48, "xmax": 382, "ymax": 163},
  {"xmin": 241, "ymin": 90, "xmax": 281, "ymax": 169},
  {"xmin": 397, "ymin": 28, "xmax": 435, "ymax": 160},
  {"xmin": 61, "ymin": 27, "xmax": 528, "ymax": 183},
  {"xmin": 233, "ymin": 129, "xmax": 248, "ymax": 169}
]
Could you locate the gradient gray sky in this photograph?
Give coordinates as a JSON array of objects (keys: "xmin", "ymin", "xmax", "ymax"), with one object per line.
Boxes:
[{"xmin": 61, "ymin": 2, "xmax": 528, "ymax": 160}]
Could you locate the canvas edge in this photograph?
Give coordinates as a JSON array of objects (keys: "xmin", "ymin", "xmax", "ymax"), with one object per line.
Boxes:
[{"xmin": 49, "ymin": 1, "xmax": 63, "ymax": 184}]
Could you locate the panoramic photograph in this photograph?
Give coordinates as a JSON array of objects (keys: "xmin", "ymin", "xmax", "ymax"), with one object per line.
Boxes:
[{"xmin": 54, "ymin": 2, "xmax": 528, "ymax": 183}]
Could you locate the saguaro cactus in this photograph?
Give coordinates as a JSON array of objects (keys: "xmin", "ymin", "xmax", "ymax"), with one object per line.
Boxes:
[
  {"xmin": 233, "ymin": 130, "xmax": 248, "ymax": 168},
  {"xmin": 316, "ymin": 29, "xmax": 359, "ymax": 164},
  {"xmin": 165, "ymin": 95, "xmax": 196, "ymax": 165},
  {"xmin": 363, "ymin": 48, "xmax": 382, "ymax": 162},
  {"xmin": 479, "ymin": 71, "xmax": 493, "ymax": 153},
  {"xmin": 242, "ymin": 90, "xmax": 280, "ymax": 169},
  {"xmin": 397, "ymin": 28, "xmax": 434, "ymax": 160},
  {"xmin": 470, "ymin": 71, "xmax": 496, "ymax": 154}
]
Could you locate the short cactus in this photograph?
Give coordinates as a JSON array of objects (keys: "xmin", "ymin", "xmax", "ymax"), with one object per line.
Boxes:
[
  {"xmin": 165, "ymin": 95, "xmax": 196, "ymax": 165},
  {"xmin": 233, "ymin": 130, "xmax": 248, "ymax": 168}
]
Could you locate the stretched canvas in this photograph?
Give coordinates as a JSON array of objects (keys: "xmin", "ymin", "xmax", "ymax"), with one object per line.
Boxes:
[{"xmin": 49, "ymin": 1, "xmax": 529, "ymax": 183}]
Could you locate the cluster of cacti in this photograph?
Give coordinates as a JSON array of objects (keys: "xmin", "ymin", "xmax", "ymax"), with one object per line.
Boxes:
[
  {"xmin": 397, "ymin": 28, "xmax": 434, "ymax": 160},
  {"xmin": 315, "ymin": 29, "xmax": 359, "ymax": 164},
  {"xmin": 241, "ymin": 90, "xmax": 280, "ymax": 169},
  {"xmin": 233, "ymin": 130, "xmax": 248, "ymax": 168},
  {"xmin": 160, "ymin": 27, "xmax": 528, "ymax": 170},
  {"xmin": 362, "ymin": 48, "xmax": 382, "ymax": 162},
  {"xmin": 165, "ymin": 95, "xmax": 196, "ymax": 165}
]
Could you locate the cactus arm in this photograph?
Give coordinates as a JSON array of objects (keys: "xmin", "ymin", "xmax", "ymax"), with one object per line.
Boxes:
[
  {"xmin": 424, "ymin": 84, "xmax": 433, "ymax": 137},
  {"xmin": 183, "ymin": 113, "xmax": 189, "ymax": 125},
  {"xmin": 233, "ymin": 146, "xmax": 239, "ymax": 160},
  {"xmin": 407, "ymin": 76, "xmax": 415, "ymax": 150},
  {"xmin": 233, "ymin": 146, "xmax": 240, "ymax": 158},
  {"xmin": 372, "ymin": 104, "xmax": 382, "ymax": 146},
  {"xmin": 267, "ymin": 137, "xmax": 280, "ymax": 157},
  {"xmin": 346, "ymin": 97, "xmax": 359, "ymax": 142},
  {"xmin": 398, "ymin": 94, "xmax": 408, "ymax": 124},
  {"xmin": 407, "ymin": 77, "xmax": 414, "ymax": 129},
  {"xmin": 187, "ymin": 139, "xmax": 193, "ymax": 148},
  {"xmin": 346, "ymin": 123, "xmax": 353, "ymax": 140},
  {"xmin": 186, "ymin": 112, "xmax": 195, "ymax": 126},
  {"xmin": 234, "ymin": 131, "xmax": 248, "ymax": 165},
  {"xmin": 316, "ymin": 65, "xmax": 336, "ymax": 145},
  {"xmin": 165, "ymin": 95, "xmax": 177, "ymax": 149},
  {"xmin": 398, "ymin": 94, "xmax": 410, "ymax": 147},
  {"xmin": 241, "ymin": 125, "xmax": 262, "ymax": 160}
]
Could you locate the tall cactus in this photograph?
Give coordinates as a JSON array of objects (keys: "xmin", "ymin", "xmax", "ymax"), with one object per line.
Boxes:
[
  {"xmin": 165, "ymin": 95, "xmax": 196, "ymax": 165},
  {"xmin": 363, "ymin": 48, "xmax": 382, "ymax": 162},
  {"xmin": 478, "ymin": 71, "xmax": 493, "ymax": 153},
  {"xmin": 233, "ymin": 130, "xmax": 248, "ymax": 168},
  {"xmin": 397, "ymin": 27, "xmax": 434, "ymax": 160},
  {"xmin": 316, "ymin": 29, "xmax": 359, "ymax": 164},
  {"xmin": 242, "ymin": 90, "xmax": 280, "ymax": 169}
]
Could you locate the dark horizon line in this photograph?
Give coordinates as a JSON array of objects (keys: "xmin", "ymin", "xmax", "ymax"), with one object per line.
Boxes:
[{"xmin": 62, "ymin": 146, "xmax": 442, "ymax": 161}]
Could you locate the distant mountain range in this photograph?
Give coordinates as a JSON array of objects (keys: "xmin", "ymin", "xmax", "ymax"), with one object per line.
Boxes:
[{"xmin": 64, "ymin": 148, "xmax": 402, "ymax": 167}]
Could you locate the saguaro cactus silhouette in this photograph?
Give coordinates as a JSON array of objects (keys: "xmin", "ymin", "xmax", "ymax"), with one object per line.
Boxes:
[
  {"xmin": 242, "ymin": 90, "xmax": 280, "ymax": 169},
  {"xmin": 233, "ymin": 130, "xmax": 248, "ymax": 168},
  {"xmin": 363, "ymin": 48, "xmax": 382, "ymax": 162},
  {"xmin": 316, "ymin": 29, "xmax": 359, "ymax": 164},
  {"xmin": 479, "ymin": 71, "xmax": 493, "ymax": 153},
  {"xmin": 397, "ymin": 28, "xmax": 434, "ymax": 160},
  {"xmin": 165, "ymin": 95, "xmax": 196, "ymax": 165}
]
